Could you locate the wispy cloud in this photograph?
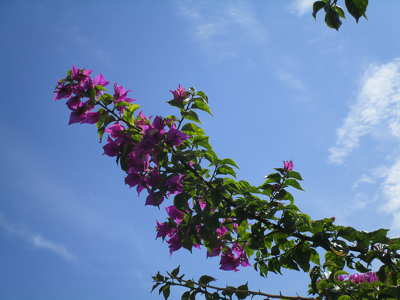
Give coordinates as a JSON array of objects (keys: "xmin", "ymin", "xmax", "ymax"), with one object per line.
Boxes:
[
  {"xmin": 329, "ymin": 59, "xmax": 400, "ymax": 164},
  {"xmin": 289, "ymin": 0, "xmax": 314, "ymax": 16},
  {"xmin": 277, "ymin": 70, "xmax": 306, "ymax": 92},
  {"xmin": 330, "ymin": 59, "xmax": 400, "ymax": 231},
  {"xmin": 0, "ymin": 214, "xmax": 76, "ymax": 261},
  {"xmin": 177, "ymin": 0, "xmax": 266, "ymax": 59}
]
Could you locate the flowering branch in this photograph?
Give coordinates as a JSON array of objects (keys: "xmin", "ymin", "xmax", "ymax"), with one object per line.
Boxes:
[{"xmin": 53, "ymin": 66, "xmax": 400, "ymax": 299}]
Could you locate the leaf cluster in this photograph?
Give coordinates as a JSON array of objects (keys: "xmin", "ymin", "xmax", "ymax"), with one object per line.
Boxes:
[{"xmin": 312, "ymin": 0, "xmax": 368, "ymax": 30}]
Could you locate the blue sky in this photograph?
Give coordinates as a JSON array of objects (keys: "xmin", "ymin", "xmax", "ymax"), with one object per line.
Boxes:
[{"xmin": 2, "ymin": 0, "xmax": 400, "ymax": 299}]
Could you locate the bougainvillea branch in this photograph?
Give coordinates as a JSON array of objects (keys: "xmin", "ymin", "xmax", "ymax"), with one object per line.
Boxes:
[
  {"xmin": 54, "ymin": 66, "xmax": 400, "ymax": 299},
  {"xmin": 152, "ymin": 267, "xmax": 318, "ymax": 300}
]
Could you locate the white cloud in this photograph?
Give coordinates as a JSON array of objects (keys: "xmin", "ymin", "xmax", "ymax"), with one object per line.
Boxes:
[
  {"xmin": 382, "ymin": 160, "xmax": 400, "ymax": 213},
  {"xmin": 328, "ymin": 59, "xmax": 400, "ymax": 231},
  {"xmin": 289, "ymin": 0, "xmax": 314, "ymax": 16},
  {"xmin": 352, "ymin": 173, "xmax": 376, "ymax": 189},
  {"xmin": 277, "ymin": 70, "xmax": 306, "ymax": 92},
  {"xmin": 0, "ymin": 214, "xmax": 76, "ymax": 261},
  {"xmin": 329, "ymin": 59, "xmax": 400, "ymax": 164},
  {"xmin": 177, "ymin": 0, "xmax": 266, "ymax": 59}
]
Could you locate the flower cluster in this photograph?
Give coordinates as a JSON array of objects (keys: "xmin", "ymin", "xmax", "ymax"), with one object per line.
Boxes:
[
  {"xmin": 113, "ymin": 113, "xmax": 188, "ymax": 206},
  {"xmin": 55, "ymin": 67, "xmax": 249, "ymax": 273},
  {"xmin": 54, "ymin": 66, "xmax": 190, "ymax": 209},
  {"xmin": 54, "ymin": 66, "xmax": 109, "ymax": 124},
  {"xmin": 156, "ymin": 208, "xmax": 248, "ymax": 271},
  {"xmin": 337, "ymin": 272, "xmax": 379, "ymax": 284}
]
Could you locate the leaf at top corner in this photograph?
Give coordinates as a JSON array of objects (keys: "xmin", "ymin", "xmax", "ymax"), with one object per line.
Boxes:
[
  {"xmin": 345, "ymin": 0, "xmax": 368, "ymax": 22},
  {"xmin": 312, "ymin": 1, "xmax": 326, "ymax": 18}
]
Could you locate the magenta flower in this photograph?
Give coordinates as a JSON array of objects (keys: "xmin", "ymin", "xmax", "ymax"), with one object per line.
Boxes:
[
  {"xmin": 166, "ymin": 174, "xmax": 184, "ymax": 196},
  {"xmin": 105, "ymin": 123, "xmax": 125, "ymax": 139},
  {"xmin": 283, "ymin": 160, "xmax": 294, "ymax": 171},
  {"xmin": 127, "ymin": 152, "xmax": 150, "ymax": 174},
  {"xmin": 232, "ymin": 223, "xmax": 238, "ymax": 231},
  {"xmin": 125, "ymin": 172, "xmax": 141, "ymax": 188},
  {"xmin": 135, "ymin": 112, "xmax": 150, "ymax": 132},
  {"xmin": 337, "ymin": 275, "xmax": 348, "ymax": 281},
  {"xmin": 207, "ymin": 246, "xmax": 222, "ymax": 258},
  {"xmin": 232, "ymin": 243, "xmax": 250, "ymax": 267},
  {"xmin": 349, "ymin": 272, "xmax": 378, "ymax": 284},
  {"xmin": 54, "ymin": 82, "xmax": 72, "ymax": 100},
  {"xmin": 167, "ymin": 233, "xmax": 182, "ymax": 254},
  {"xmin": 113, "ymin": 83, "xmax": 134, "ymax": 103},
  {"xmin": 71, "ymin": 65, "xmax": 92, "ymax": 81},
  {"xmin": 219, "ymin": 243, "xmax": 250, "ymax": 271},
  {"xmin": 145, "ymin": 192, "xmax": 164, "ymax": 206},
  {"xmin": 337, "ymin": 272, "xmax": 378, "ymax": 284},
  {"xmin": 170, "ymin": 84, "xmax": 188, "ymax": 102},
  {"xmin": 145, "ymin": 169, "xmax": 162, "ymax": 187},
  {"xmin": 220, "ymin": 250, "xmax": 239, "ymax": 271},
  {"xmin": 198, "ymin": 199, "xmax": 207, "ymax": 211},
  {"xmin": 81, "ymin": 112, "xmax": 100, "ymax": 124},
  {"xmin": 103, "ymin": 137, "xmax": 120, "ymax": 157},
  {"xmin": 156, "ymin": 221, "xmax": 176, "ymax": 239},
  {"xmin": 166, "ymin": 206, "xmax": 184, "ymax": 224},
  {"xmin": 66, "ymin": 96, "xmax": 82, "ymax": 110},
  {"xmin": 166, "ymin": 128, "xmax": 190, "ymax": 146},
  {"xmin": 216, "ymin": 226, "xmax": 228, "ymax": 238},
  {"xmin": 92, "ymin": 74, "xmax": 109, "ymax": 87},
  {"xmin": 69, "ymin": 111, "xmax": 87, "ymax": 125}
]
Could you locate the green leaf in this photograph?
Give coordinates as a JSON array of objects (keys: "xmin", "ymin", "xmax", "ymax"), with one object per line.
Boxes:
[
  {"xmin": 181, "ymin": 123, "xmax": 205, "ymax": 135},
  {"xmin": 271, "ymin": 245, "xmax": 280, "ymax": 256},
  {"xmin": 192, "ymin": 98, "xmax": 212, "ymax": 115},
  {"xmin": 222, "ymin": 286, "xmax": 235, "ymax": 297},
  {"xmin": 199, "ymin": 275, "xmax": 216, "ymax": 286},
  {"xmin": 334, "ymin": 270, "xmax": 349, "ymax": 278},
  {"xmin": 316, "ymin": 279, "xmax": 329, "ymax": 290},
  {"xmin": 162, "ymin": 285, "xmax": 170, "ymax": 300},
  {"xmin": 337, "ymin": 226, "xmax": 358, "ymax": 242},
  {"xmin": 325, "ymin": 7, "xmax": 342, "ymax": 30},
  {"xmin": 287, "ymin": 170, "xmax": 303, "ymax": 180},
  {"xmin": 151, "ymin": 282, "xmax": 162, "ymax": 292},
  {"xmin": 181, "ymin": 291, "xmax": 191, "ymax": 300},
  {"xmin": 196, "ymin": 91, "xmax": 209, "ymax": 103},
  {"xmin": 171, "ymin": 266, "xmax": 180, "ymax": 277},
  {"xmin": 99, "ymin": 93, "xmax": 113, "ymax": 105},
  {"xmin": 264, "ymin": 173, "xmax": 281, "ymax": 183},
  {"xmin": 345, "ymin": 0, "xmax": 368, "ymax": 22},
  {"xmin": 334, "ymin": 5, "xmax": 346, "ymax": 18},
  {"xmin": 115, "ymin": 101, "xmax": 131, "ymax": 108},
  {"xmin": 312, "ymin": 1, "xmax": 326, "ymax": 18},
  {"xmin": 204, "ymin": 149, "xmax": 218, "ymax": 165},
  {"xmin": 182, "ymin": 111, "xmax": 201, "ymax": 123},
  {"xmin": 185, "ymin": 280, "xmax": 195, "ymax": 288},
  {"xmin": 235, "ymin": 283, "xmax": 249, "ymax": 300},
  {"xmin": 167, "ymin": 99, "xmax": 185, "ymax": 109},
  {"xmin": 220, "ymin": 158, "xmax": 239, "ymax": 169},
  {"xmin": 174, "ymin": 193, "xmax": 190, "ymax": 210},
  {"xmin": 193, "ymin": 136, "xmax": 211, "ymax": 150},
  {"xmin": 154, "ymin": 272, "xmax": 165, "ymax": 282},
  {"xmin": 123, "ymin": 103, "xmax": 141, "ymax": 122},
  {"xmin": 285, "ymin": 179, "xmax": 304, "ymax": 191},
  {"xmin": 355, "ymin": 261, "xmax": 369, "ymax": 273},
  {"xmin": 310, "ymin": 250, "xmax": 320, "ymax": 265},
  {"xmin": 367, "ymin": 228, "xmax": 389, "ymax": 243},
  {"xmin": 338, "ymin": 296, "xmax": 351, "ymax": 300},
  {"xmin": 216, "ymin": 165, "xmax": 237, "ymax": 177}
]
